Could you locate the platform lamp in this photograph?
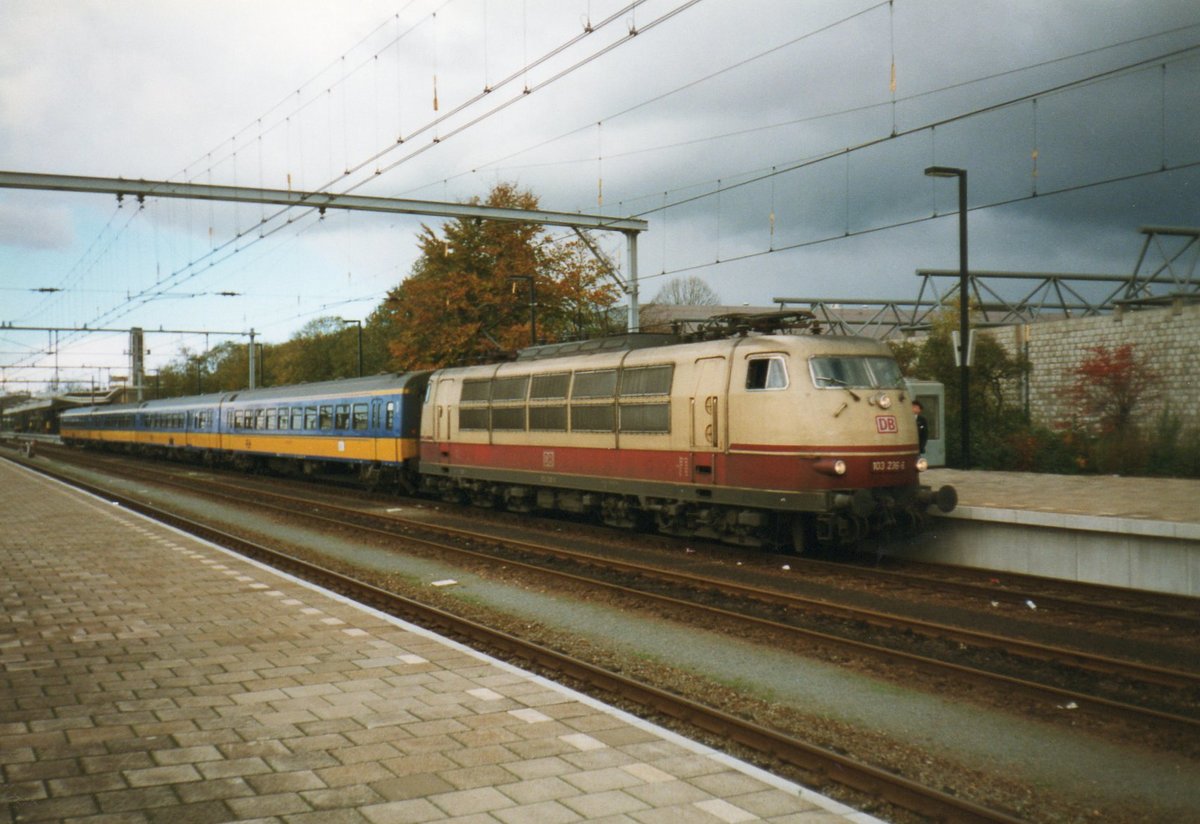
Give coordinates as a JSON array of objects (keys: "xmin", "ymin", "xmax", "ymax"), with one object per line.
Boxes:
[
  {"xmin": 337, "ymin": 318, "xmax": 363, "ymax": 377},
  {"xmin": 924, "ymin": 165, "xmax": 970, "ymax": 469}
]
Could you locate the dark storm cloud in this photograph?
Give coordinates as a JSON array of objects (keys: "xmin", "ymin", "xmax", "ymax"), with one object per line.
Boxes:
[{"xmin": 2, "ymin": 0, "xmax": 1199, "ymax": 390}]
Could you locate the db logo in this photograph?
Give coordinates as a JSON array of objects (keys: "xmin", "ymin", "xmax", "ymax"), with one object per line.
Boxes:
[{"xmin": 875, "ymin": 415, "xmax": 899, "ymax": 434}]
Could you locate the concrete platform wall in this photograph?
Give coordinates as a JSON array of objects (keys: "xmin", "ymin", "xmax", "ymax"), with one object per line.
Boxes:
[{"xmin": 886, "ymin": 508, "xmax": 1200, "ymax": 597}]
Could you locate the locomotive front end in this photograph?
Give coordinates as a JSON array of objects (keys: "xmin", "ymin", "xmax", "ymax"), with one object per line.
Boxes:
[{"xmin": 801, "ymin": 341, "xmax": 956, "ymax": 546}]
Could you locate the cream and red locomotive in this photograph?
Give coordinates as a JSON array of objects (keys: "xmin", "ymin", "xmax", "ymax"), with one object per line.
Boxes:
[{"xmin": 421, "ymin": 314, "xmax": 954, "ymax": 551}]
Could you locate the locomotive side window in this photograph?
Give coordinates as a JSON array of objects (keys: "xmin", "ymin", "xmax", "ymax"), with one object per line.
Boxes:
[
  {"xmin": 459, "ymin": 408, "xmax": 489, "ymax": 430},
  {"xmin": 461, "ymin": 379, "xmax": 491, "ymax": 402},
  {"xmin": 620, "ymin": 364, "xmax": 673, "ymax": 396},
  {"xmin": 531, "ymin": 372, "xmax": 569, "ymax": 399},
  {"xmin": 571, "ymin": 369, "xmax": 617, "ymax": 432},
  {"xmin": 572, "ymin": 369, "xmax": 617, "ymax": 398},
  {"xmin": 571, "ymin": 405, "xmax": 615, "ymax": 432},
  {"xmin": 619, "ymin": 403, "xmax": 669, "ymax": 433},
  {"xmin": 618, "ymin": 364, "xmax": 672, "ymax": 433},
  {"xmin": 529, "ymin": 406, "xmax": 567, "ymax": 431},
  {"xmin": 491, "ymin": 375, "xmax": 529, "ymax": 431},
  {"xmin": 491, "ymin": 375, "xmax": 529, "ymax": 401},
  {"xmin": 491, "ymin": 407, "xmax": 526, "ymax": 431},
  {"xmin": 460, "ymin": 377, "xmax": 491, "ymax": 430},
  {"xmin": 746, "ymin": 356, "xmax": 788, "ymax": 390}
]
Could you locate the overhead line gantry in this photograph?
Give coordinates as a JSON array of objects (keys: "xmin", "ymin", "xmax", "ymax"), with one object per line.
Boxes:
[{"xmin": 0, "ymin": 170, "xmax": 650, "ymax": 328}]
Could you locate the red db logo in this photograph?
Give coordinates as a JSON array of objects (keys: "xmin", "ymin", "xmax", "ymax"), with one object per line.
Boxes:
[{"xmin": 875, "ymin": 415, "xmax": 898, "ymax": 434}]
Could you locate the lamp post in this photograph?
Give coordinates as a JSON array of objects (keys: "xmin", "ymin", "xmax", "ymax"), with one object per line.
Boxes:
[
  {"xmin": 508, "ymin": 275, "xmax": 537, "ymax": 346},
  {"xmin": 924, "ymin": 165, "xmax": 970, "ymax": 468},
  {"xmin": 337, "ymin": 318, "xmax": 363, "ymax": 377}
]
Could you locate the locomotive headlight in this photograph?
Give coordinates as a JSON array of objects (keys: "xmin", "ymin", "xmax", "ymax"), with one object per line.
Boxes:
[
  {"xmin": 872, "ymin": 392, "xmax": 892, "ymax": 409},
  {"xmin": 813, "ymin": 458, "xmax": 847, "ymax": 476},
  {"xmin": 916, "ymin": 457, "xmax": 929, "ymax": 472}
]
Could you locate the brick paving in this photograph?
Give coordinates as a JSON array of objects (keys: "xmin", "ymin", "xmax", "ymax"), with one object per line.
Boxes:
[{"xmin": 0, "ymin": 459, "xmax": 873, "ymax": 823}]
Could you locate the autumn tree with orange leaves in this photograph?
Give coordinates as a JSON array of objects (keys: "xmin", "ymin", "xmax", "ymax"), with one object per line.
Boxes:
[{"xmin": 379, "ymin": 183, "xmax": 621, "ymax": 370}]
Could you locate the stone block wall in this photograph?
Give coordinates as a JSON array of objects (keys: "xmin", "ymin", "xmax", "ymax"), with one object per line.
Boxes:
[{"xmin": 983, "ymin": 302, "xmax": 1200, "ymax": 432}]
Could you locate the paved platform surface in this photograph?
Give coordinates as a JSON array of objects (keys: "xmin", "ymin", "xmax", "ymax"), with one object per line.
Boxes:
[
  {"xmin": 0, "ymin": 459, "xmax": 876, "ymax": 824},
  {"xmin": 925, "ymin": 468, "xmax": 1200, "ymax": 526}
]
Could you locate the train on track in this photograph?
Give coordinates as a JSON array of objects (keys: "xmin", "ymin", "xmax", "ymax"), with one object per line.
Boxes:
[{"xmin": 59, "ymin": 312, "xmax": 955, "ymax": 552}]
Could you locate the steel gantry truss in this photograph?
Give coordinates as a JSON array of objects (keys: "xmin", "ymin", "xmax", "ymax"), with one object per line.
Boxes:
[{"xmin": 776, "ymin": 226, "xmax": 1199, "ymax": 338}]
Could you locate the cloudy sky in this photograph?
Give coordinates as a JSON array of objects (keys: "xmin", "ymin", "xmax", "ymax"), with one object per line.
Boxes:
[{"xmin": 2, "ymin": 0, "xmax": 1198, "ymax": 390}]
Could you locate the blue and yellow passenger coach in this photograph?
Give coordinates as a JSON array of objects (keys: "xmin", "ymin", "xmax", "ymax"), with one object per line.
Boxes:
[{"xmin": 60, "ymin": 374, "xmax": 430, "ymax": 488}]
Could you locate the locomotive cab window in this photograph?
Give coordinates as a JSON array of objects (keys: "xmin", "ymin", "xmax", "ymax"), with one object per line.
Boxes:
[
  {"xmin": 745, "ymin": 356, "xmax": 788, "ymax": 390},
  {"xmin": 810, "ymin": 356, "xmax": 905, "ymax": 389}
]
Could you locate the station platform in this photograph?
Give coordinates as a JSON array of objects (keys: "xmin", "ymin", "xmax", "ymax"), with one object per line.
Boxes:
[
  {"xmin": 0, "ymin": 459, "xmax": 877, "ymax": 823},
  {"xmin": 906, "ymin": 469, "xmax": 1200, "ymax": 596}
]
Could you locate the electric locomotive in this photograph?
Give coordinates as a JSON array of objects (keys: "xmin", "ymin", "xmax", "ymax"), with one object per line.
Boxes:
[{"xmin": 419, "ymin": 313, "xmax": 955, "ymax": 551}]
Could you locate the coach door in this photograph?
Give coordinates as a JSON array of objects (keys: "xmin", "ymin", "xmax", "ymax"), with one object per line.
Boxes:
[
  {"xmin": 371, "ymin": 399, "xmax": 392, "ymax": 463},
  {"xmin": 690, "ymin": 356, "xmax": 725, "ymax": 482}
]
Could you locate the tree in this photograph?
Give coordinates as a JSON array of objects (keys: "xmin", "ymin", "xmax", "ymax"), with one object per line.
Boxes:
[
  {"xmin": 379, "ymin": 182, "xmax": 619, "ymax": 370},
  {"xmin": 908, "ymin": 304, "xmax": 1027, "ymax": 467},
  {"xmin": 651, "ymin": 276, "xmax": 720, "ymax": 306},
  {"xmin": 1068, "ymin": 344, "xmax": 1159, "ymax": 435},
  {"xmin": 270, "ymin": 317, "xmax": 361, "ymax": 385}
]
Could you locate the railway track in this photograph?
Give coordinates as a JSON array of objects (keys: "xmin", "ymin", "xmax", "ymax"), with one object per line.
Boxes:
[
  {"xmin": 8, "ymin": 452, "xmax": 1030, "ymax": 824},
  {"xmin": 29, "ymin": 448, "xmax": 1200, "ymax": 734}
]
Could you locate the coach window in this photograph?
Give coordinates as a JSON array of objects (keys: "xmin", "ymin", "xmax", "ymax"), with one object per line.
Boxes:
[
  {"xmin": 352, "ymin": 403, "xmax": 369, "ymax": 431},
  {"xmin": 291, "ymin": 407, "xmax": 304, "ymax": 430},
  {"xmin": 305, "ymin": 407, "xmax": 318, "ymax": 430},
  {"xmin": 266, "ymin": 409, "xmax": 277, "ymax": 430},
  {"xmin": 335, "ymin": 405, "xmax": 350, "ymax": 429},
  {"xmin": 319, "ymin": 406, "xmax": 333, "ymax": 430},
  {"xmin": 277, "ymin": 407, "xmax": 289, "ymax": 429},
  {"xmin": 745, "ymin": 355, "xmax": 789, "ymax": 390}
]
